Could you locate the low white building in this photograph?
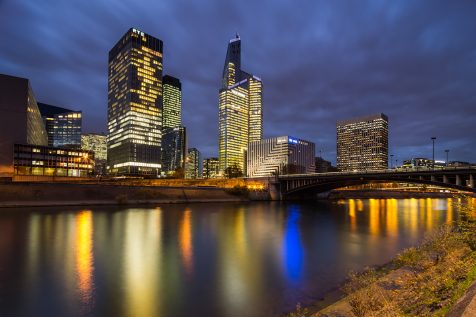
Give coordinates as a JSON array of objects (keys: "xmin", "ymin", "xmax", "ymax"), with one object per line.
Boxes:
[{"xmin": 247, "ymin": 136, "xmax": 315, "ymax": 177}]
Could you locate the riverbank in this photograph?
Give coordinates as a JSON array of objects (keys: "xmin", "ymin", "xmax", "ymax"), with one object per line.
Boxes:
[
  {"xmin": 286, "ymin": 196, "xmax": 476, "ymax": 317},
  {"xmin": 0, "ymin": 182, "xmax": 256, "ymax": 207}
]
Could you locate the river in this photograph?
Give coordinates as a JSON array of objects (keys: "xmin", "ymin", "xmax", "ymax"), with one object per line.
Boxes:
[{"xmin": 0, "ymin": 198, "xmax": 459, "ymax": 316}]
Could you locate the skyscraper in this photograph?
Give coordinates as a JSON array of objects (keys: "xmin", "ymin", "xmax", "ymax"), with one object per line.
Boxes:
[
  {"xmin": 219, "ymin": 35, "xmax": 263, "ymax": 174},
  {"xmin": 337, "ymin": 113, "xmax": 389, "ymax": 172},
  {"xmin": 107, "ymin": 28, "xmax": 163, "ymax": 176},
  {"xmin": 38, "ymin": 102, "xmax": 82, "ymax": 148},
  {"xmin": 162, "ymin": 75, "xmax": 182, "ymax": 129},
  {"xmin": 161, "ymin": 126, "xmax": 187, "ymax": 176}
]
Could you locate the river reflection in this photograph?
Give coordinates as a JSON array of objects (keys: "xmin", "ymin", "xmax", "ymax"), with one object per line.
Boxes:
[{"xmin": 0, "ymin": 198, "xmax": 467, "ymax": 317}]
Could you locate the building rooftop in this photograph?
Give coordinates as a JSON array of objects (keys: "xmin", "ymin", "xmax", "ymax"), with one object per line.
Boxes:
[{"xmin": 337, "ymin": 113, "xmax": 388, "ymax": 126}]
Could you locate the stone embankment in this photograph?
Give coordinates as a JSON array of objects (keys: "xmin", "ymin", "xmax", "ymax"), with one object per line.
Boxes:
[{"xmin": 0, "ymin": 182, "xmax": 258, "ymax": 207}]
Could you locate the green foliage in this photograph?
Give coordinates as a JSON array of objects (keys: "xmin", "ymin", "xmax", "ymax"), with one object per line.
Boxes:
[{"xmin": 340, "ymin": 195, "xmax": 476, "ymax": 317}]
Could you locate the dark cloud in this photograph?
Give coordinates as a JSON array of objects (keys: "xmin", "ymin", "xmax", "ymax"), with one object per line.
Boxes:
[{"xmin": 1, "ymin": 0, "xmax": 475, "ymax": 164}]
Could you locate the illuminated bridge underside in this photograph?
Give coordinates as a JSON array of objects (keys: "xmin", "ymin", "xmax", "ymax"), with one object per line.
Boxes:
[{"xmin": 279, "ymin": 169, "xmax": 476, "ymax": 198}]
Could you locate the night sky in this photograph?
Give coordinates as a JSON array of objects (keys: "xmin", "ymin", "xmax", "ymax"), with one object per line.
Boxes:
[{"xmin": 1, "ymin": 0, "xmax": 475, "ymax": 164}]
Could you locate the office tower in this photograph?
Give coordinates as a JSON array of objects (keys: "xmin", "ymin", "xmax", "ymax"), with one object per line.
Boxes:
[
  {"xmin": 107, "ymin": 28, "xmax": 163, "ymax": 176},
  {"xmin": 337, "ymin": 113, "xmax": 388, "ymax": 172},
  {"xmin": 81, "ymin": 133, "xmax": 107, "ymax": 175},
  {"xmin": 247, "ymin": 136, "xmax": 315, "ymax": 177},
  {"xmin": 219, "ymin": 35, "xmax": 263, "ymax": 175},
  {"xmin": 162, "ymin": 75, "xmax": 182, "ymax": 129},
  {"xmin": 0, "ymin": 73, "xmax": 94, "ymax": 178},
  {"xmin": 38, "ymin": 102, "xmax": 82, "ymax": 148},
  {"xmin": 203, "ymin": 157, "xmax": 220, "ymax": 179},
  {"xmin": 185, "ymin": 148, "xmax": 201, "ymax": 179},
  {"xmin": 161, "ymin": 126, "xmax": 187, "ymax": 176}
]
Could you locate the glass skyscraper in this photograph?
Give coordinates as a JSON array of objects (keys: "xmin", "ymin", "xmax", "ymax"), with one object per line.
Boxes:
[
  {"xmin": 219, "ymin": 35, "xmax": 263, "ymax": 174},
  {"xmin": 161, "ymin": 126, "xmax": 187, "ymax": 175},
  {"xmin": 38, "ymin": 102, "xmax": 82, "ymax": 149},
  {"xmin": 162, "ymin": 75, "xmax": 182, "ymax": 129},
  {"xmin": 337, "ymin": 113, "xmax": 389, "ymax": 171},
  {"xmin": 107, "ymin": 28, "xmax": 163, "ymax": 176}
]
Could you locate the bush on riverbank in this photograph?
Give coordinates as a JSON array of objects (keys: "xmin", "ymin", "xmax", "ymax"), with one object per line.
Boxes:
[{"xmin": 337, "ymin": 196, "xmax": 476, "ymax": 317}]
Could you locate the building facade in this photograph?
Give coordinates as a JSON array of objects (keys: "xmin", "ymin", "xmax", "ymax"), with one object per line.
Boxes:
[
  {"xmin": 107, "ymin": 28, "xmax": 163, "ymax": 176},
  {"xmin": 14, "ymin": 144, "xmax": 94, "ymax": 177},
  {"xmin": 247, "ymin": 136, "xmax": 315, "ymax": 177},
  {"xmin": 81, "ymin": 133, "xmax": 107, "ymax": 175},
  {"xmin": 203, "ymin": 157, "xmax": 220, "ymax": 179},
  {"xmin": 0, "ymin": 74, "xmax": 48, "ymax": 176},
  {"xmin": 185, "ymin": 148, "xmax": 201, "ymax": 179},
  {"xmin": 161, "ymin": 127, "xmax": 187, "ymax": 176},
  {"xmin": 219, "ymin": 35, "xmax": 263, "ymax": 175},
  {"xmin": 38, "ymin": 102, "xmax": 82, "ymax": 148},
  {"xmin": 315, "ymin": 157, "xmax": 337, "ymax": 173},
  {"xmin": 162, "ymin": 75, "xmax": 182, "ymax": 129},
  {"xmin": 337, "ymin": 113, "xmax": 388, "ymax": 172}
]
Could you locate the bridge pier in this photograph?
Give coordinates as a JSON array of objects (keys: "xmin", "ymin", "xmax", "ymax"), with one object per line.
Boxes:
[
  {"xmin": 443, "ymin": 175, "xmax": 449, "ymax": 184},
  {"xmin": 470, "ymin": 174, "xmax": 474, "ymax": 188},
  {"xmin": 431, "ymin": 175, "xmax": 436, "ymax": 182},
  {"xmin": 456, "ymin": 175, "xmax": 462, "ymax": 186}
]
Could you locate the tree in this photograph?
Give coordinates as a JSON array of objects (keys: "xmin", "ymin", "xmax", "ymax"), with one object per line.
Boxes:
[{"xmin": 224, "ymin": 163, "xmax": 243, "ymax": 178}]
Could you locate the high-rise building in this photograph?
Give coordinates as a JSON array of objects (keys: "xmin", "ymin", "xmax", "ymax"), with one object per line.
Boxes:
[
  {"xmin": 337, "ymin": 113, "xmax": 388, "ymax": 172},
  {"xmin": 219, "ymin": 35, "xmax": 263, "ymax": 175},
  {"xmin": 247, "ymin": 136, "xmax": 315, "ymax": 177},
  {"xmin": 185, "ymin": 148, "xmax": 201, "ymax": 179},
  {"xmin": 161, "ymin": 126, "xmax": 187, "ymax": 176},
  {"xmin": 38, "ymin": 102, "xmax": 82, "ymax": 148},
  {"xmin": 162, "ymin": 75, "xmax": 182, "ymax": 129},
  {"xmin": 107, "ymin": 28, "xmax": 163, "ymax": 176},
  {"xmin": 203, "ymin": 157, "xmax": 220, "ymax": 179},
  {"xmin": 81, "ymin": 133, "xmax": 107, "ymax": 175}
]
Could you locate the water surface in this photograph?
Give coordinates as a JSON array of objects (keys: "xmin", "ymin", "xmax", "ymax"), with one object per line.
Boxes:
[{"xmin": 0, "ymin": 198, "xmax": 459, "ymax": 316}]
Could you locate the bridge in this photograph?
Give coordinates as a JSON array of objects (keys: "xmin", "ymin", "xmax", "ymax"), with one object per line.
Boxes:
[{"xmin": 272, "ymin": 167, "xmax": 476, "ymax": 199}]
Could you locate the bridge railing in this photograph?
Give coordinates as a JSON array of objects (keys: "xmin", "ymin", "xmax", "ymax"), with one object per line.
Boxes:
[{"xmin": 277, "ymin": 166, "xmax": 474, "ymax": 178}]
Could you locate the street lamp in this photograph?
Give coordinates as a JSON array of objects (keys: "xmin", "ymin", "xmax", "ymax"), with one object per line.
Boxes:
[
  {"xmin": 431, "ymin": 137, "xmax": 436, "ymax": 170},
  {"xmin": 445, "ymin": 149, "xmax": 449, "ymax": 167}
]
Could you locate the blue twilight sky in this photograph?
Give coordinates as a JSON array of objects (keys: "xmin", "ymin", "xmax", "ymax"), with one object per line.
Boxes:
[{"xmin": 1, "ymin": 0, "xmax": 476, "ymax": 164}]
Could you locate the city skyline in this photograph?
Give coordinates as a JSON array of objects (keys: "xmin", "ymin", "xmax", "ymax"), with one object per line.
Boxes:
[{"xmin": 1, "ymin": 1, "xmax": 476, "ymax": 164}]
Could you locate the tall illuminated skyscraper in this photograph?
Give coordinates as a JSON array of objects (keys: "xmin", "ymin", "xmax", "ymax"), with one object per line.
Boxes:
[
  {"xmin": 219, "ymin": 35, "xmax": 263, "ymax": 174},
  {"xmin": 107, "ymin": 28, "xmax": 163, "ymax": 176},
  {"xmin": 162, "ymin": 75, "xmax": 182, "ymax": 129},
  {"xmin": 337, "ymin": 113, "xmax": 388, "ymax": 171}
]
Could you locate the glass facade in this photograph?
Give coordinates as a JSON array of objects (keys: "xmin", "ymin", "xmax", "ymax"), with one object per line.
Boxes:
[
  {"xmin": 203, "ymin": 157, "xmax": 220, "ymax": 179},
  {"xmin": 38, "ymin": 103, "xmax": 82, "ymax": 148},
  {"xmin": 337, "ymin": 113, "xmax": 389, "ymax": 172},
  {"xmin": 219, "ymin": 35, "xmax": 263, "ymax": 174},
  {"xmin": 161, "ymin": 126, "xmax": 187, "ymax": 175},
  {"xmin": 162, "ymin": 75, "xmax": 182, "ymax": 129},
  {"xmin": 247, "ymin": 136, "xmax": 315, "ymax": 177},
  {"xmin": 107, "ymin": 28, "xmax": 163, "ymax": 176},
  {"xmin": 81, "ymin": 133, "xmax": 107, "ymax": 175},
  {"xmin": 185, "ymin": 148, "xmax": 201, "ymax": 179},
  {"xmin": 14, "ymin": 144, "xmax": 94, "ymax": 177}
]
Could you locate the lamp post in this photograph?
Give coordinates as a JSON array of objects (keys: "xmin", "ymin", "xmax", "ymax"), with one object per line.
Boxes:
[
  {"xmin": 445, "ymin": 149, "xmax": 449, "ymax": 167},
  {"xmin": 390, "ymin": 154, "xmax": 394, "ymax": 169},
  {"xmin": 431, "ymin": 137, "xmax": 436, "ymax": 170}
]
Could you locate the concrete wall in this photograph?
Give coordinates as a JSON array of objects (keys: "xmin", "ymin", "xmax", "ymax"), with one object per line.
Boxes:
[{"xmin": 0, "ymin": 182, "xmax": 247, "ymax": 206}]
